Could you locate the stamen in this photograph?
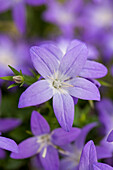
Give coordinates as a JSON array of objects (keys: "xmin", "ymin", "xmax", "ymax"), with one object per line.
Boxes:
[{"xmin": 42, "ymin": 147, "xmax": 47, "ymax": 158}]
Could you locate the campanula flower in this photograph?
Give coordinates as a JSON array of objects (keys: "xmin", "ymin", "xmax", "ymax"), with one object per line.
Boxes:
[
  {"xmin": 11, "ymin": 111, "xmax": 80, "ymax": 170},
  {"xmin": 18, "ymin": 40, "xmax": 107, "ymax": 131}
]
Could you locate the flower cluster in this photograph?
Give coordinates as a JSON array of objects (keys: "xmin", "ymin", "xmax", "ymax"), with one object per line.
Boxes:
[{"xmin": 0, "ymin": 0, "xmax": 113, "ymax": 169}]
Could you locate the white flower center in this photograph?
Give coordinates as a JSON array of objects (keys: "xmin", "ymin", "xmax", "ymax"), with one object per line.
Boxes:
[
  {"xmin": 52, "ymin": 79, "xmax": 62, "ymax": 89},
  {"xmin": 37, "ymin": 134, "xmax": 53, "ymax": 158}
]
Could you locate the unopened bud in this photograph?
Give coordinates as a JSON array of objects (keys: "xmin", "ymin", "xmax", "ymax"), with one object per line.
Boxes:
[{"xmin": 13, "ymin": 75, "xmax": 24, "ymax": 84}]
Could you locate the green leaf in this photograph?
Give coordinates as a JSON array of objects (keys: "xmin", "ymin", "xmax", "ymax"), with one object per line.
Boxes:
[
  {"xmin": 7, "ymin": 83, "xmax": 18, "ymax": 89},
  {"xmin": 8, "ymin": 65, "xmax": 20, "ymax": 75},
  {"xmin": 23, "ymin": 75, "xmax": 37, "ymax": 85},
  {"xmin": 99, "ymin": 80, "xmax": 112, "ymax": 87},
  {"xmin": 0, "ymin": 76, "xmax": 13, "ymax": 81}
]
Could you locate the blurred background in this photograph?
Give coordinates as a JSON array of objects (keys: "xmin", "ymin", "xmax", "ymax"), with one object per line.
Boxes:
[{"xmin": 0, "ymin": 0, "xmax": 113, "ymax": 169}]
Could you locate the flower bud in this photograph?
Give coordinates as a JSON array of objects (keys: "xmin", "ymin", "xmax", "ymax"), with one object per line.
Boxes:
[{"xmin": 13, "ymin": 75, "xmax": 24, "ymax": 84}]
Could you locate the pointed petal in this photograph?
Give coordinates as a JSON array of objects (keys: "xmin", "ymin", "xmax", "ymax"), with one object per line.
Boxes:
[
  {"xmin": 79, "ymin": 60, "xmax": 108, "ymax": 79},
  {"xmin": 12, "ymin": 2, "xmax": 26, "ymax": 33},
  {"xmin": 66, "ymin": 39, "xmax": 82, "ymax": 52},
  {"xmin": 53, "ymin": 93, "xmax": 74, "ymax": 131},
  {"xmin": 30, "ymin": 46, "xmax": 59, "ymax": 78},
  {"xmin": 0, "ymin": 0, "xmax": 13, "ymax": 12},
  {"xmin": 96, "ymin": 146, "xmax": 112, "ymax": 159},
  {"xmin": 79, "ymin": 140, "xmax": 97, "ymax": 170},
  {"xmin": 107, "ymin": 130, "xmax": 113, "ymax": 142},
  {"xmin": 0, "ymin": 118, "xmax": 21, "ymax": 133},
  {"xmin": 31, "ymin": 111, "xmax": 50, "ymax": 136},
  {"xmin": 59, "ymin": 42, "xmax": 88, "ymax": 78},
  {"xmin": 11, "ymin": 137, "xmax": 39, "ymax": 159},
  {"xmin": 93, "ymin": 162, "xmax": 113, "ymax": 170},
  {"xmin": 40, "ymin": 42, "xmax": 63, "ymax": 61},
  {"xmin": 51, "ymin": 127, "xmax": 81, "ymax": 146},
  {"xmin": 18, "ymin": 80, "xmax": 53, "ymax": 108},
  {"xmin": 40, "ymin": 145, "xmax": 59, "ymax": 170},
  {"xmin": 68, "ymin": 77, "xmax": 100, "ymax": 101},
  {"xmin": 75, "ymin": 122, "xmax": 97, "ymax": 149},
  {"xmin": 25, "ymin": 0, "xmax": 45, "ymax": 6},
  {"xmin": 0, "ymin": 137, "xmax": 18, "ymax": 153}
]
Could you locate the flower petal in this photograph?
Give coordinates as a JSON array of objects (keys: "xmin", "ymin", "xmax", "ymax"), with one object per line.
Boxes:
[
  {"xmin": 79, "ymin": 60, "xmax": 108, "ymax": 79},
  {"xmin": 68, "ymin": 77, "xmax": 100, "ymax": 101},
  {"xmin": 51, "ymin": 127, "xmax": 81, "ymax": 146},
  {"xmin": 18, "ymin": 80, "xmax": 53, "ymax": 108},
  {"xmin": 30, "ymin": 46, "xmax": 59, "ymax": 78},
  {"xmin": 93, "ymin": 162, "xmax": 113, "ymax": 170},
  {"xmin": 0, "ymin": 118, "xmax": 21, "ymax": 133},
  {"xmin": 31, "ymin": 111, "xmax": 50, "ymax": 136},
  {"xmin": 107, "ymin": 130, "xmax": 113, "ymax": 142},
  {"xmin": 75, "ymin": 122, "xmax": 97, "ymax": 149},
  {"xmin": 12, "ymin": 2, "xmax": 26, "ymax": 33},
  {"xmin": 59, "ymin": 42, "xmax": 88, "ymax": 78},
  {"xmin": 96, "ymin": 146, "xmax": 112, "ymax": 159},
  {"xmin": 40, "ymin": 42, "xmax": 63, "ymax": 61},
  {"xmin": 53, "ymin": 93, "xmax": 74, "ymax": 131},
  {"xmin": 79, "ymin": 140, "xmax": 97, "ymax": 170},
  {"xmin": 40, "ymin": 145, "xmax": 59, "ymax": 170},
  {"xmin": 11, "ymin": 137, "xmax": 39, "ymax": 159},
  {"xmin": 0, "ymin": 136, "xmax": 18, "ymax": 153},
  {"xmin": 0, "ymin": 0, "xmax": 13, "ymax": 12}
]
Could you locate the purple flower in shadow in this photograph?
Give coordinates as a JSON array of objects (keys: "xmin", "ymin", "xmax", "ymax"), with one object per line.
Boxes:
[
  {"xmin": 18, "ymin": 40, "xmax": 107, "ymax": 131},
  {"xmin": 96, "ymin": 99, "xmax": 113, "ymax": 160},
  {"xmin": 11, "ymin": 110, "xmax": 81, "ymax": 170},
  {"xmin": 59, "ymin": 122, "xmax": 97, "ymax": 170}
]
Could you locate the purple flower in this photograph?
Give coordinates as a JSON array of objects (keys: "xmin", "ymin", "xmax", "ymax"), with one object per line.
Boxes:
[
  {"xmin": 0, "ymin": 118, "xmax": 21, "ymax": 159},
  {"xmin": 43, "ymin": 0, "xmax": 83, "ymax": 38},
  {"xmin": 79, "ymin": 140, "xmax": 113, "ymax": 170},
  {"xmin": 0, "ymin": 35, "xmax": 31, "ymax": 78},
  {"xmin": 11, "ymin": 111, "xmax": 80, "ymax": 170},
  {"xmin": 0, "ymin": 136, "xmax": 18, "ymax": 154},
  {"xmin": 81, "ymin": 1, "xmax": 113, "ymax": 36},
  {"xmin": 60, "ymin": 122, "xmax": 97, "ymax": 170},
  {"xmin": 0, "ymin": 118, "xmax": 21, "ymax": 133},
  {"xmin": 0, "ymin": 0, "xmax": 45, "ymax": 33},
  {"xmin": 96, "ymin": 99, "xmax": 113, "ymax": 160},
  {"xmin": 18, "ymin": 40, "xmax": 107, "ymax": 131}
]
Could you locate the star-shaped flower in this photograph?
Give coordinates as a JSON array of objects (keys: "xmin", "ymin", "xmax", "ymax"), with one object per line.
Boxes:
[
  {"xmin": 11, "ymin": 110, "xmax": 80, "ymax": 170},
  {"xmin": 18, "ymin": 40, "xmax": 107, "ymax": 131}
]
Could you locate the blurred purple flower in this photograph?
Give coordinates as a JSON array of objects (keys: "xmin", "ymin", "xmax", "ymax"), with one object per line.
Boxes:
[
  {"xmin": 11, "ymin": 111, "xmax": 80, "ymax": 170},
  {"xmin": 0, "ymin": 35, "xmax": 31, "ymax": 78},
  {"xmin": 60, "ymin": 122, "xmax": 97, "ymax": 170},
  {"xmin": 43, "ymin": 0, "xmax": 83, "ymax": 38},
  {"xmin": 81, "ymin": 0, "xmax": 113, "ymax": 38},
  {"xmin": 96, "ymin": 99, "xmax": 113, "ymax": 160},
  {"xmin": 0, "ymin": 136, "xmax": 18, "ymax": 154},
  {"xmin": 0, "ymin": 118, "xmax": 21, "ymax": 159},
  {"xmin": 0, "ymin": 118, "xmax": 21, "ymax": 133},
  {"xmin": 0, "ymin": 0, "xmax": 45, "ymax": 33},
  {"xmin": 79, "ymin": 140, "xmax": 113, "ymax": 170},
  {"xmin": 18, "ymin": 40, "xmax": 106, "ymax": 131}
]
